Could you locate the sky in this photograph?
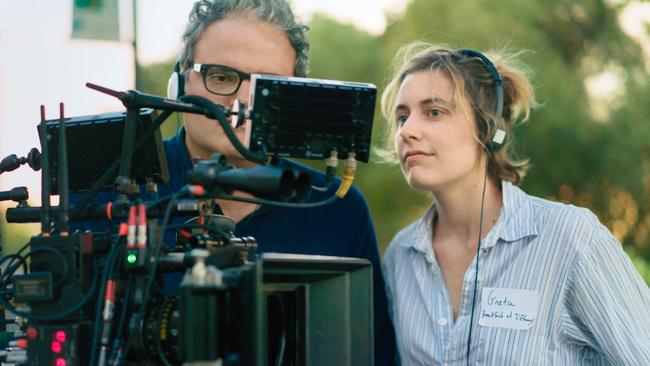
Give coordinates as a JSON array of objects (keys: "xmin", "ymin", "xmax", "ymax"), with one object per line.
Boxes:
[{"xmin": 137, "ymin": 0, "xmax": 408, "ymax": 65}]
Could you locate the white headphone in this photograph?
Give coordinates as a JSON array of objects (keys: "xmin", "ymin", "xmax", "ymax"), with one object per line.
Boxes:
[{"xmin": 166, "ymin": 62, "xmax": 185, "ymax": 99}]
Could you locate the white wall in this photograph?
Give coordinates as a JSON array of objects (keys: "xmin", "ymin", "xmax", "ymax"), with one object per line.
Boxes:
[{"xmin": 0, "ymin": 0, "xmax": 134, "ymax": 210}]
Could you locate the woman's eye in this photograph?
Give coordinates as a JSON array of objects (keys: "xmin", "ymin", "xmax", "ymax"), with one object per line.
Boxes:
[
  {"xmin": 396, "ymin": 114, "xmax": 409, "ymax": 125},
  {"xmin": 428, "ymin": 109, "xmax": 442, "ymax": 117}
]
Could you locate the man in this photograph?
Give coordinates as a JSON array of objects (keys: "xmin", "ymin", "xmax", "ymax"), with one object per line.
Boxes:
[{"xmin": 161, "ymin": 0, "xmax": 396, "ymax": 364}]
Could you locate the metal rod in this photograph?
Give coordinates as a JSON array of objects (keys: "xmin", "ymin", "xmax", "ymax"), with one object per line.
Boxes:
[
  {"xmin": 58, "ymin": 102, "xmax": 69, "ymax": 234},
  {"xmin": 39, "ymin": 105, "xmax": 51, "ymax": 235}
]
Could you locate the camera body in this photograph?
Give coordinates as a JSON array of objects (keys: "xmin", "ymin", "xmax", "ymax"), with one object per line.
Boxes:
[{"xmin": 2, "ymin": 75, "xmax": 377, "ymax": 365}]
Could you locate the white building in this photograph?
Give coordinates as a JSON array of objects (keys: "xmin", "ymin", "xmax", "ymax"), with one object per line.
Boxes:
[{"xmin": 0, "ymin": 0, "xmax": 135, "ymax": 245}]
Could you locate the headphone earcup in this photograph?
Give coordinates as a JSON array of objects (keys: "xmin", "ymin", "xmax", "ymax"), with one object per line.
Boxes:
[
  {"xmin": 167, "ymin": 62, "xmax": 185, "ymax": 99},
  {"xmin": 486, "ymin": 128, "xmax": 506, "ymax": 151},
  {"xmin": 167, "ymin": 72, "xmax": 179, "ymax": 99}
]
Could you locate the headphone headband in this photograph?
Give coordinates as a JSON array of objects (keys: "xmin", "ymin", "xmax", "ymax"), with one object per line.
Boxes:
[
  {"xmin": 457, "ymin": 49, "xmax": 503, "ymax": 118},
  {"xmin": 457, "ymin": 49, "xmax": 505, "ymax": 151}
]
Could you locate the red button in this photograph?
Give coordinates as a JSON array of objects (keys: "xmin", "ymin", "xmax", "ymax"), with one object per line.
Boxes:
[
  {"xmin": 25, "ymin": 327, "xmax": 39, "ymax": 341},
  {"xmin": 54, "ymin": 330, "xmax": 66, "ymax": 343},
  {"xmin": 51, "ymin": 341, "xmax": 62, "ymax": 353}
]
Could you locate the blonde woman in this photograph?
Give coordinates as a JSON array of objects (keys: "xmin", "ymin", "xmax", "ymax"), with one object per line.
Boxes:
[{"xmin": 380, "ymin": 42, "xmax": 650, "ymax": 365}]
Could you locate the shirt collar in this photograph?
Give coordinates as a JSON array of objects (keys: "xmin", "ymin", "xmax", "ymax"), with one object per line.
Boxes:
[
  {"xmin": 397, "ymin": 204, "xmax": 437, "ymax": 263},
  {"xmin": 485, "ymin": 181, "xmax": 538, "ymax": 247},
  {"xmin": 396, "ymin": 181, "xmax": 538, "ymax": 251}
]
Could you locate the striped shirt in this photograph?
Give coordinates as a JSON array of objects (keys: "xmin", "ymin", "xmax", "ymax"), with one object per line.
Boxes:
[{"xmin": 383, "ymin": 181, "xmax": 650, "ymax": 365}]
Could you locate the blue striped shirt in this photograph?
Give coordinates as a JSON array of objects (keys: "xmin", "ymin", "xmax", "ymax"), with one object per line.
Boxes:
[{"xmin": 383, "ymin": 181, "xmax": 650, "ymax": 365}]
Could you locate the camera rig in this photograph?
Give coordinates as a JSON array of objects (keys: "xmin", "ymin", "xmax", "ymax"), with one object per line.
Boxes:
[{"xmin": 0, "ymin": 75, "xmax": 377, "ymax": 366}]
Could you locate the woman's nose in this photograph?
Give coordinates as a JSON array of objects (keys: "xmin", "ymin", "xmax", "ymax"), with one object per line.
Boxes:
[{"xmin": 398, "ymin": 116, "xmax": 421, "ymax": 141}]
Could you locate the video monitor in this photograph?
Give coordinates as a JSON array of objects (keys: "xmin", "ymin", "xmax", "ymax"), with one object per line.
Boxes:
[
  {"xmin": 38, "ymin": 108, "xmax": 169, "ymax": 193},
  {"xmin": 248, "ymin": 75, "xmax": 376, "ymax": 163}
]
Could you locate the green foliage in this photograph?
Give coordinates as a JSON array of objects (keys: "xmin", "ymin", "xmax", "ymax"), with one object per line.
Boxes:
[
  {"xmin": 308, "ymin": 14, "xmax": 382, "ymax": 83},
  {"xmin": 0, "ymin": 221, "xmax": 38, "ymax": 255},
  {"xmin": 626, "ymin": 247, "xmax": 650, "ymax": 285}
]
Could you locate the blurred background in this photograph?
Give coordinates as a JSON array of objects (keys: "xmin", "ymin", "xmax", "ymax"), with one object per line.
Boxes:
[{"xmin": 1, "ymin": 0, "xmax": 650, "ymax": 282}]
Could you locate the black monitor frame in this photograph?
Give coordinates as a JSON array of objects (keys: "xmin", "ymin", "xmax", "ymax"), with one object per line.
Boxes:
[{"xmin": 37, "ymin": 108, "xmax": 169, "ymax": 193}]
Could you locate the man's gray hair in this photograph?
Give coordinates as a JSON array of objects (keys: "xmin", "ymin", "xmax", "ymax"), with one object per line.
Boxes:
[{"xmin": 178, "ymin": 0, "xmax": 310, "ymax": 76}]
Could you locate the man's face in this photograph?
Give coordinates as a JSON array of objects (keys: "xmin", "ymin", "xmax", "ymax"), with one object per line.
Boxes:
[{"xmin": 183, "ymin": 13, "xmax": 296, "ymax": 166}]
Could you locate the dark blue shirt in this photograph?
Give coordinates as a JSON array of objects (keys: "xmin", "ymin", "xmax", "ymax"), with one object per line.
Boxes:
[{"xmin": 72, "ymin": 128, "xmax": 396, "ymax": 365}]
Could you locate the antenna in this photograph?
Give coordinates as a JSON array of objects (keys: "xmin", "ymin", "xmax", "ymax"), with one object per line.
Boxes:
[
  {"xmin": 57, "ymin": 102, "xmax": 69, "ymax": 235},
  {"xmin": 39, "ymin": 105, "xmax": 51, "ymax": 236}
]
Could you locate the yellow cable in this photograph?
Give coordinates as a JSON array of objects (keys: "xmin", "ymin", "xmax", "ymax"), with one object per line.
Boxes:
[{"xmin": 335, "ymin": 153, "xmax": 356, "ymax": 198}]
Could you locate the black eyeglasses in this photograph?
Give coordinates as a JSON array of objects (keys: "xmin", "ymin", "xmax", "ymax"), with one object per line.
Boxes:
[{"xmin": 192, "ymin": 63, "xmax": 251, "ymax": 96}]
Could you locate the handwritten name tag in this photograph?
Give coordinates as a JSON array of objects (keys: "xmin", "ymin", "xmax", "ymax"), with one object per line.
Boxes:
[{"xmin": 478, "ymin": 287, "xmax": 539, "ymax": 330}]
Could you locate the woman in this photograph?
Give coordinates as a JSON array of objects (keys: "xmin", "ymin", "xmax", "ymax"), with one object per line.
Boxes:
[{"xmin": 380, "ymin": 42, "xmax": 650, "ymax": 365}]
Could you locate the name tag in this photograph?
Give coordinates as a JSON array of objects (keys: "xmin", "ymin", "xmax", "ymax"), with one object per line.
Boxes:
[{"xmin": 478, "ymin": 287, "xmax": 539, "ymax": 330}]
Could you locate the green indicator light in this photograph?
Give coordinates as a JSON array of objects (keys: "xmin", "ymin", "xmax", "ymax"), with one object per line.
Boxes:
[{"xmin": 127, "ymin": 253, "xmax": 137, "ymax": 264}]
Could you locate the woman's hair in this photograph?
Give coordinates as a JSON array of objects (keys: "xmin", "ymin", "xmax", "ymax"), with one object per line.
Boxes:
[
  {"xmin": 379, "ymin": 41, "xmax": 537, "ymax": 185},
  {"xmin": 178, "ymin": 0, "xmax": 310, "ymax": 77}
]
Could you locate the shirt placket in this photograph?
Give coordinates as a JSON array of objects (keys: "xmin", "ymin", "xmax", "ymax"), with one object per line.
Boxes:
[
  {"xmin": 430, "ymin": 260, "xmax": 454, "ymax": 364},
  {"xmin": 443, "ymin": 242, "xmax": 494, "ymax": 365},
  {"xmin": 420, "ymin": 231, "xmax": 454, "ymax": 366}
]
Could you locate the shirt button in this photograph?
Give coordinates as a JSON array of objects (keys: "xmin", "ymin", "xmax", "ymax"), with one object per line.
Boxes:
[{"xmin": 438, "ymin": 318, "xmax": 448, "ymax": 326}]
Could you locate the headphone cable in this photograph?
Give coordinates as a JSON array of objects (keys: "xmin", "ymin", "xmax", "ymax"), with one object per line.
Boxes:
[{"xmin": 466, "ymin": 161, "xmax": 489, "ymax": 365}]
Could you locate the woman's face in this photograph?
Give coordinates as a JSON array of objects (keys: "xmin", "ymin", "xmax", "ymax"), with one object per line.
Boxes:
[{"xmin": 393, "ymin": 69, "xmax": 483, "ymax": 192}]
